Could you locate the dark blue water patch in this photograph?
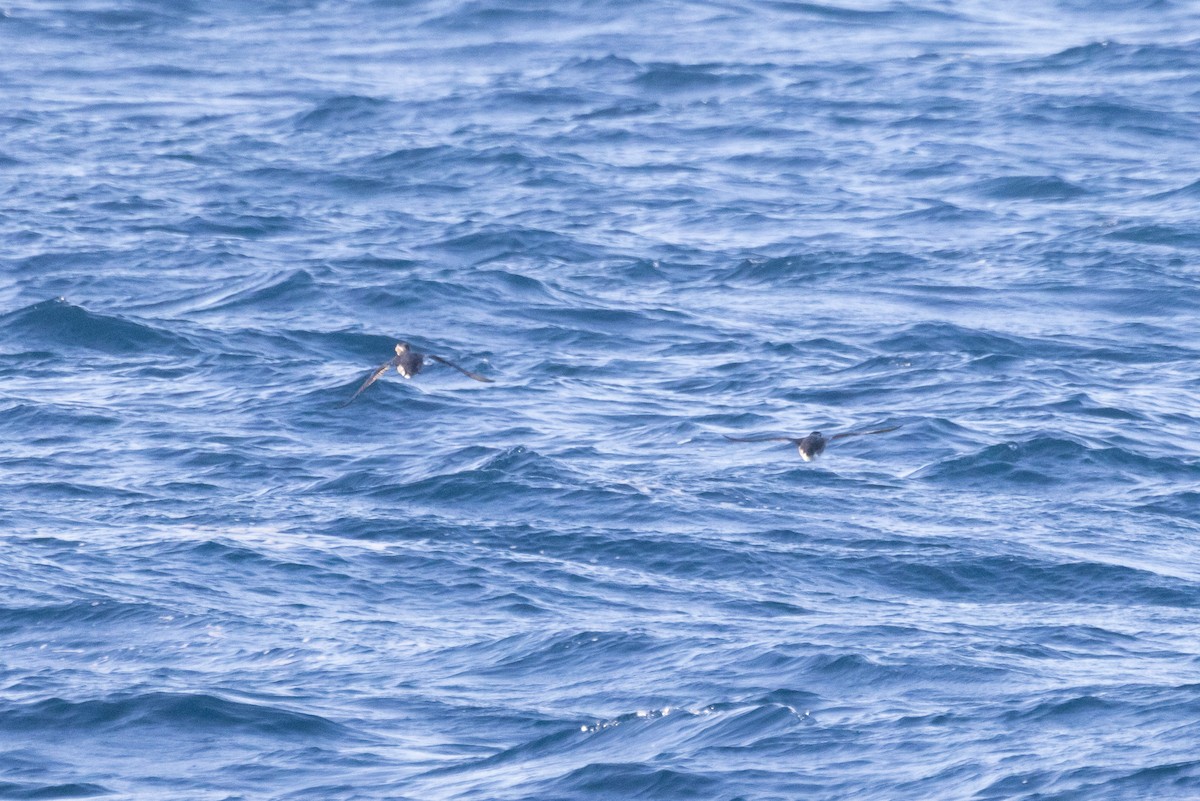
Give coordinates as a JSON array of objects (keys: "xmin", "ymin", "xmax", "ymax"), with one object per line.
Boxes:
[
  {"xmin": 1009, "ymin": 623, "xmax": 1140, "ymax": 655},
  {"xmin": 716, "ymin": 598, "xmax": 813, "ymax": 620},
  {"xmin": 521, "ymin": 304, "xmax": 706, "ymax": 342},
  {"xmin": 291, "ymin": 95, "xmax": 392, "ymax": 132},
  {"xmin": 1026, "ymin": 98, "xmax": 1189, "ymax": 137},
  {"xmin": 0, "ymin": 298, "xmax": 201, "ymax": 357},
  {"xmin": 1038, "ymin": 393, "xmax": 1145, "ymax": 422},
  {"xmin": 722, "ymin": 250, "xmax": 928, "ymax": 285},
  {"xmin": 1106, "ymin": 223, "xmax": 1200, "ymax": 249},
  {"xmin": 86, "ymin": 187, "xmax": 173, "ymax": 216},
  {"xmin": 11, "ymin": 480, "xmax": 154, "ymax": 502},
  {"xmin": 1076, "ymin": 761, "xmax": 1200, "ymax": 801},
  {"xmin": 0, "ymin": 692, "xmax": 348, "ymax": 739},
  {"xmin": 469, "ymin": 629, "xmax": 670, "ymax": 682},
  {"xmin": 548, "ymin": 762, "xmax": 720, "ymax": 800},
  {"xmin": 12, "ymin": 250, "xmax": 124, "ymax": 281},
  {"xmin": 0, "ymin": 403, "xmax": 123, "ymax": 436},
  {"xmin": 489, "ymin": 526, "xmax": 787, "ymax": 585},
  {"xmin": 973, "ymin": 755, "xmax": 1200, "ymax": 801},
  {"xmin": 0, "ymin": 782, "xmax": 112, "ymax": 800},
  {"xmin": 1146, "ymin": 178, "xmax": 1200, "ymax": 201},
  {"xmin": 1029, "ymin": 280, "xmax": 1200, "ymax": 318},
  {"xmin": 633, "ymin": 63, "xmax": 765, "ymax": 96},
  {"xmin": 423, "ymin": 224, "xmax": 602, "ymax": 265},
  {"xmin": 885, "ymin": 199, "xmax": 994, "ymax": 225},
  {"xmin": 966, "ymin": 175, "xmax": 1089, "ymax": 201},
  {"xmin": 342, "ymin": 267, "xmax": 568, "ymax": 318},
  {"xmin": 318, "ymin": 380, "xmax": 448, "ymax": 416},
  {"xmin": 1001, "ymin": 692, "xmax": 1121, "ymax": 727},
  {"xmin": 762, "ymin": 0, "xmax": 962, "ymax": 23},
  {"xmin": 571, "ymin": 99, "xmax": 662, "ymax": 121},
  {"xmin": 0, "ymin": 600, "xmax": 167, "ymax": 638},
  {"xmin": 1018, "ymin": 40, "xmax": 1200, "ymax": 74},
  {"xmin": 418, "ymin": 2, "xmax": 573, "ymax": 32},
  {"xmin": 873, "ymin": 322, "xmax": 1197, "ymax": 366},
  {"xmin": 240, "ymin": 164, "xmax": 399, "ymax": 199},
  {"xmin": 148, "ymin": 212, "xmax": 296, "ymax": 240},
  {"xmin": 1132, "ymin": 490, "xmax": 1200, "ymax": 522},
  {"xmin": 488, "ymin": 86, "xmax": 609, "ymax": 112},
  {"xmin": 875, "ymin": 321, "xmax": 1022, "ymax": 358},
  {"xmin": 842, "ymin": 551, "xmax": 1200, "ymax": 607},
  {"xmin": 311, "ymin": 447, "xmax": 669, "ymax": 526},
  {"xmin": 366, "ymin": 144, "xmax": 462, "ymax": 174},
  {"xmin": 65, "ymin": 4, "xmax": 198, "ymax": 33},
  {"xmin": 170, "ymin": 539, "xmax": 453, "ymax": 611},
  {"xmin": 909, "ymin": 436, "xmax": 1200, "ymax": 490},
  {"xmin": 343, "ymin": 275, "xmax": 493, "ymax": 317},
  {"xmin": 187, "ymin": 269, "xmax": 322, "ymax": 315},
  {"xmin": 466, "ymin": 268, "xmax": 566, "ymax": 303},
  {"xmin": 665, "ymin": 702, "xmax": 813, "ymax": 757},
  {"xmin": 553, "ymin": 54, "xmax": 643, "ymax": 84},
  {"xmin": 328, "ymin": 254, "xmax": 421, "ymax": 276}
]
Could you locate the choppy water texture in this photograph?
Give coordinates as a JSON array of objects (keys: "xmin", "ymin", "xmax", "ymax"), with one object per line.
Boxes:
[{"xmin": 3, "ymin": 1, "xmax": 1200, "ymax": 799}]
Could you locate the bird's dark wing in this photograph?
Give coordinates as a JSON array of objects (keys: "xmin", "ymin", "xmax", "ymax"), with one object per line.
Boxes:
[
  {"xmin": 828, "ymin": 425, "xmax": 901, "ymax": 442},
  {"xmin": 428, "ymin": 354, "xmax": 494, "ymax": 382},
  {"xmin": 723, "ymin": 434, "xmax": 799, "ymax": 444},
  {"xmin": 339, "ymin": 357, "xmax": 398, "ymax": 407}
]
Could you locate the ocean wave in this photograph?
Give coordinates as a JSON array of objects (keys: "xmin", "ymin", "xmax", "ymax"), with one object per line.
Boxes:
[
  {"xmin": 763, "ymin": 1, "xmax": 963, "ymax": 23},
  {"xmin": 0, "ymin": 599, "xmax": 163, "ymax": 634},
  {"xmin": 292, "ymin": 95, "xmax": 391, "ymax": 132},
  {"xmin": 966, "ymin": 175, "xmax": 1089, "ymax": 201},
  {"xmin": 552, "ymin": 762, "xmax": 719, "ymax": 798},
  {"xmin": 633, "ymin": 63, "xmax": 765, "ymax": 95},
  {"xmin": 1025, "ymin": 98, "xmax": 1187, "ymax": 136},
  {"xmin": 841, "ymin": 551, "xmax": 1199, "ymax": 606},
  {"xmin": 1106, "ymin": 223, "xmax": 1200, "ymax": 249},
  {"xmin": 1132, "ymin": 490, "xmax": 1200, "ymax": 521},
  {"xmin": 0, "ymin": 298, "xmax": 192, "ymax": 356},
  {"xmin": 0, "ymin": 692, "xmax": 347, "ymax": 738},
  {"xmin": 418, "ymin": 3, "xmax": 572, "ymax": 32},
  {"xmin": 426, "ymin": 224, "xmax": 597, "ymax": 264},
  {"xmin": 910, "ymin": 436, "xmax": 1200, "ymax": 489},
  {"xmin": 1022, "ymin": 40, "xmax": 1200, "ymax": 74},
  {"xmin": 187, "ymin": 269, "xmax": 321, "ymax": 314},
  {"xmin": 0, "ymin": 402, "xmax": 123, "ymax": 434},
  {"xmin": 0, "ymin": 781, "xmax": 112, "ymax": 799},
  {"xmin": 723, "ymin": 250, "xmax": 926, "ymax": 285}
]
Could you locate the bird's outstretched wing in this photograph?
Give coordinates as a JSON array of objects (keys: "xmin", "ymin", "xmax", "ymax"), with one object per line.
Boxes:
[
  {"xmin": 428, "ymin": 354, "xmax": 494, "ymax": 383},
  {"xmin": 723, "ymin": 434, "xmax": 799, "ymax": 444},
  {"xmin": 828, "ymin": 425, "xmax": 900, "ymax": 442},
  {"xmin": 340, "ymin": 357, "xmax": 398, "ymax": 407}
]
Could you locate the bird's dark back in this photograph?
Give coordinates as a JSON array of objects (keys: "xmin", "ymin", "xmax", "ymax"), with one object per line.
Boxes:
[
  {"xmin": 397, "ymin": 350, "xmax": 424, "ymax": 378},
  {"xmin": 798, "ymin": 432, "xmax": 827, "ymax": 459}
]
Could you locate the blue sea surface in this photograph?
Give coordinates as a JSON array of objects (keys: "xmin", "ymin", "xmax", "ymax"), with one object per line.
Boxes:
[{"xmin": 3, "ymin": 1, "xmax": 1200, "ymax": 798}]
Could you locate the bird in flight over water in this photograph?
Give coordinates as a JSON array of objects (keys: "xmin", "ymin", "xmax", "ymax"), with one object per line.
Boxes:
[
  {"xmin": 341, "ymin": 342, "xmax": 493, "ymax": 406},
  {"xmin": 724, "ymin": 426, "xmax": 900, "ymax": 461}
]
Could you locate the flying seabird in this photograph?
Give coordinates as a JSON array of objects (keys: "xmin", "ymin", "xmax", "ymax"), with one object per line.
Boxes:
[
  {"xmin": 341, "ymin": 342, "xmax": 493, "ymax": 406},
  {"xmin": 724, "ymin": 426, "xmax": 900, "ymax": 461}
]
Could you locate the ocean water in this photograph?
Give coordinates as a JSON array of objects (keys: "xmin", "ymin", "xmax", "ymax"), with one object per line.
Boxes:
[{"xmin": 3, "ymin": 1, "xmax": 1200, "ymax": 798}]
